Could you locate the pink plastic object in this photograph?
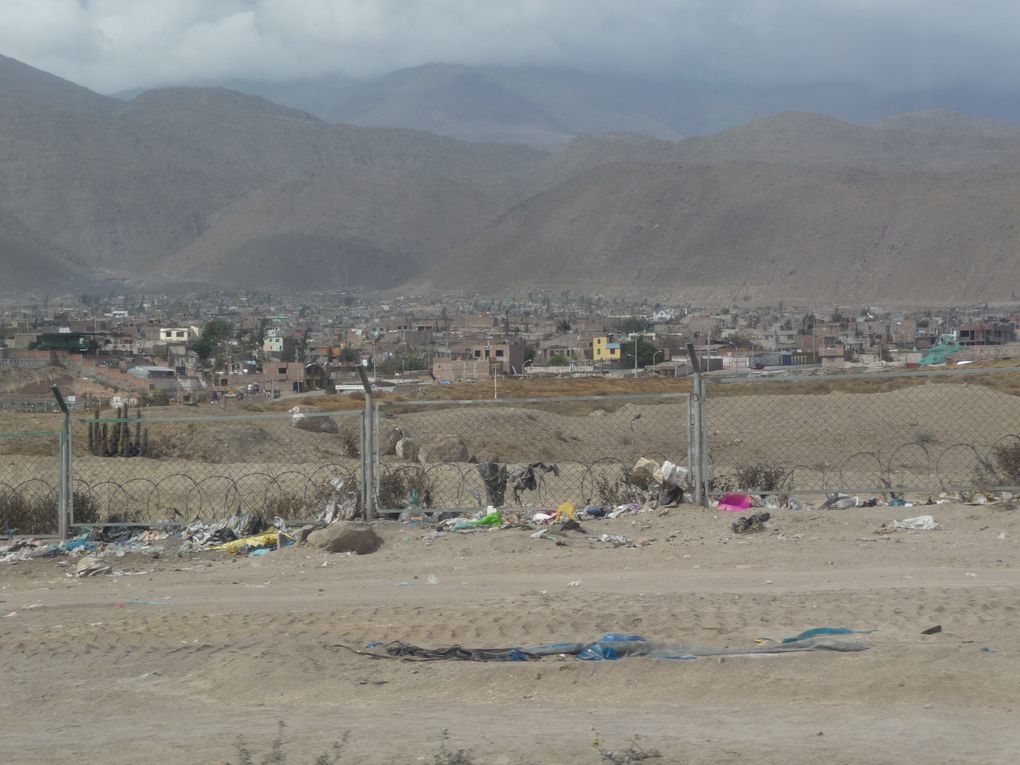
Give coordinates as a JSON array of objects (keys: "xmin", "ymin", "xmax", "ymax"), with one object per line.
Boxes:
[{"xmin": 717, "ymin": 493, "xmax": 752, "ymax": 511}]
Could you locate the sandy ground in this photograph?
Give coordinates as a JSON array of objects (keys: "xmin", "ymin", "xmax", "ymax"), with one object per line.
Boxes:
[{"xmin": 2, "ymin": 502, "xmax": 1019, "ymax": 765}]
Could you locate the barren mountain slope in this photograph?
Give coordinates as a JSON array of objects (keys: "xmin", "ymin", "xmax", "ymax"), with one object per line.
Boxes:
[
  {"xmin": 427, "ymin": 160, "xmax": 1020, "ymax": 303},
  {"xmin": 156, "ymin": 167, "xmax": 503, "ymax": 289},
  {"xmin": 0, "ymin": 56, "xmax": 545, "ymax": 281}
]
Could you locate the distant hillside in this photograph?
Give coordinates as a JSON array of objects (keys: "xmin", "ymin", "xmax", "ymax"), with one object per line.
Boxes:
[
  {"xmin": 225, "ymin": 63, "xmax": 686, "ymax": 149},
  {"xmin": 0, "ymin": 206, "xmax": 84, "ymax": 293},
  {"xmin": 0, "ymin": 55, "xmax": 544, "ymax": 282},
  {"xmin": 7, "ymin": 52, "xmax": 1020, "ymax": 302},
  {"xmin": 427, "ymin": 160, "xmax": 1020, "ymax": 303},
  {"xmin": 216, "ymin": 63, "xmax": 1020, "ymax": 149},
  {"xmin": 157, "ymin": 167, "xmax": 502, "ymax": 289}
]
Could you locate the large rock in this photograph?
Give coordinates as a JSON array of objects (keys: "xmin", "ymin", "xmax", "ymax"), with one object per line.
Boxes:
[
  {"xmin": 395, "ymin": 437, "xmax": 420, "ymax": 462},
  {"xmin": 420, "ymin": 434, "xmax": 469, "ymax": 463},
  {"xmin": 378, "ymin": 425, "xmax": 403, "ymax": 455},
  {"xmin": 306, "ymin": 522, "xmax": 383, "ymax": 554},
  {"xmin": 290, "ymin": 405, "xmax": 339, "ymax": 433}
]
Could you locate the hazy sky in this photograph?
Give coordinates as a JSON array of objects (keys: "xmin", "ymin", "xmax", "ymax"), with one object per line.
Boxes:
[{"xmin": 0, "ymin": 0, "xmax": 1016, "ymax": 94}]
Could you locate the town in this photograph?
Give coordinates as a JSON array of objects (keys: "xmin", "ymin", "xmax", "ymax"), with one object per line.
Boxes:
[{"xmin": 2, "ymin": 290, "xmax": 1018, "ymax": 410}]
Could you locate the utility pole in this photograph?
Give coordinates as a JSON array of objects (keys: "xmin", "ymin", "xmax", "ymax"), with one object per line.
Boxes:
[{"xmin": 634, "ymin": 337, "xmax": 639, "ymax": 375}]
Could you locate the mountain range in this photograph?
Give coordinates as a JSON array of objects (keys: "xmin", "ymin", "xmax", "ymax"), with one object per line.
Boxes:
[{"xmin": 3, "ymin": 52, "xmax": 1020, "ymax": 303}]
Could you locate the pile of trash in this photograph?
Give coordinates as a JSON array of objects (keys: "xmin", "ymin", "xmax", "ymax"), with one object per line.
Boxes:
[
  {"xmin": 179, "ymin": 510, "xmax": 295, "ymax": 555},
  {"xmin": 423, "ymin": 500, "xmax": 652, "ymax": 548},
  {"xmin": 0, "ymin": 526, "xmax": 168, "ymax": 567}
]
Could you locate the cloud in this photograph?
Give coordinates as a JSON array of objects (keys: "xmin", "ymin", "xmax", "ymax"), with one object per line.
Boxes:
[{"xmin": 0, "ymin": 0, "xmax": 1017, "ymax": 93}]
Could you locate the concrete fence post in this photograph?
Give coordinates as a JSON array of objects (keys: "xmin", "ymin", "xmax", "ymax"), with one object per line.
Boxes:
[
  {"xmin": 685, "ymin": 345, "xmax": 707, "ymax": 506},
  {"xmin": 356, "ymin": 365, "xmax": 377, "ymax": 520},
  {"xmin": 51, "ymin": 385, "xmax": 72, "ymax": 538}
]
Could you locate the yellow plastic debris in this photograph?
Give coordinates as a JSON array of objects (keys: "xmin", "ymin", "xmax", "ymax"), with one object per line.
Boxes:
[
  {"xmin": 212, "ymin": 530, "xmax": 294, "ymax": 555},
  {"xmin": 555, "ymin": 501, "xmax": 576, "ymax": 521}
]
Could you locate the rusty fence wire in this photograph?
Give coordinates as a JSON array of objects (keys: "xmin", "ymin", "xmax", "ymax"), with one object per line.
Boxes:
[
  {"xmin": 0, "ymin": 430, "xmax": 61, "ymax": 535},
  {"xmin": 702, "ymin": 367, "xmax": 1020, "ymax": 497},
  {"xmin": 70, "ymin": 409, "xmax": 363, "ymax": 525},
  {"xmin": 375, "ymin": 393, "xmax": 690, "ymax": 514}
]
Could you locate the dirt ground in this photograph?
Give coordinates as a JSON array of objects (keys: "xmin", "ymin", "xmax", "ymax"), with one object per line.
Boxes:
[{"xmin": 2, "ymin": 502, "xmax": 1018, "ymax": 765}]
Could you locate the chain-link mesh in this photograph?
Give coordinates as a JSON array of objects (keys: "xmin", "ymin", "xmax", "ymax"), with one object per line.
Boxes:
[
  {"xmin": 376, "ymin": 393, "xmax": 689, "ymax": 513},
  {"xmin": 71, "ymin": 409, "xmax": 363, "ymax": 524},
  {"xmin": 704, "ymin": 368, "xmax": 1020, "ymax": 496},
  {"xmin": 0, "ymin": 430, "xmax": 61, "ymax": 534}
]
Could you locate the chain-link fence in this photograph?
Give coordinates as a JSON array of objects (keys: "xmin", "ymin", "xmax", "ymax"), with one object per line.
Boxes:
[
  {"xmin": 71, "ymin": 409, "xmax": 363, "ymax": 525},
  {"xmin": 703, "ymin": 367, "xmax": 1020, "ymax": 497},
  {"xmin": 7, "ymin": 366, "xmax": 1020, "ymax": 535},
  {"xmin": 0, "ymin": 430, "xmax": 61, "ymax": 535},
  {"xmin": 375, "ymin": 393, "xmax": 690, "ymax": 514}
]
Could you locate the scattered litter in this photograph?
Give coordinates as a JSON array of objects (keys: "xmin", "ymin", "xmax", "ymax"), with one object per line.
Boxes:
[
  {"xmin": 732, "ymin": 512, "xmax": 770, "ymax": 534},
  {"xmin": 74, "ymin": 556, "xmax": 112, "ymax": 577},
  {"xmin": 555, "ymin": 501, "xmax": 576, "ymax": 522},
  {"xmin": 336, "ymin": 630, "xmax": 871, "ymax": 663},
  {"xmin": 781, "ymin": 627, "xmax": 873, "ymax": 643},
  {"xmin": 425, "ymin": 574, "xmax": 439, "ymax": 584},
  {"xmin": 820, "ymin": 494, "xmax": 861, "ymax": 510},
  {"xmin": 594, "ymin": 533, "xmax": 636, "ymax": 548},
  {"xmin": 717, "ymin": 493, "xmax": 752, "ymax": 512},
  {"xmin": 921, "ymin": 625, "xmax": 942, "ymax": 635},
  {"xmin": 530, "ymin": 529, "xmax": 566, "ymax": 546},
  {"xmin": 453, "ymin": 509, "xmax": 503, "ymax": 530},
  {"xmin": 567, "ymin": 580, "xmax": 582, "ymax": 587},
  {"xmin": 998, "ymin": 531, "xmax": 1010, "ymax": 540},
  {"xmin": 893, "ymin": 515, "xmax": 942, "ymax": 531},
  {"xmin": 212, "ymin": 530, "xmax": 295, "ymax": 555}
]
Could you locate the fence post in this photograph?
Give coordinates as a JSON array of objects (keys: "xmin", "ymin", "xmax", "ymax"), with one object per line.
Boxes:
[
  {"xmin": 686, "ymin": 345, "xmax": 706, "ymax": 506},
  {"xmin": 356, "ymin": 365, "xmax": 377, "ymax": 520},
  {"xmin": 50, "ymin": 386, "xmax": 72, "ymax": 538}
]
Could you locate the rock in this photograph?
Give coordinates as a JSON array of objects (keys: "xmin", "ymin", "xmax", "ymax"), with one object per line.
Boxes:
[
  {"xmin": 290, "ymin": 405, "xmax": 339, "ymax": 433},
  {"xmin": 306, "ymin": 522, "xmax": 383, "ymax": 554},
  {"xmin": 75, "ymin": 556, "xmax": 111, "ymax": 577},
  {"xmin": 378, "ymin": 425, "xmax": 403, "ymax": 455},
  {"xmin": 295, "ymin": 523, "xmax": 326, "ymax": 544},
  {"xmin": 395, "ymin": 437, "xmax": 420, "ymax": 462},
  {"xmin": 588, "ymin": 409, "xmax": 608, "ymax": 417},
  {"xmin": 420, "ymin": 434, "xmax": 469, "ymax": 463}
]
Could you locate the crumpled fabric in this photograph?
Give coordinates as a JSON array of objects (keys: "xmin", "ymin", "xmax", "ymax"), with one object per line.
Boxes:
[{"xmin": 893, "ymin": 515, "xmax": 942, "ymax": 530}]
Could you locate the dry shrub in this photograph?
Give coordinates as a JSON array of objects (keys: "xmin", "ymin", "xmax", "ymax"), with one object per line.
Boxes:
[
  {"xmin": 975, "ymin": 441, "xmax": 1020, "ymax": 487},
  {"xmin": 732, "ymin": 462, "xmax": 793, "ymax": 492},
  {"xmin": 0, "ymin": 490, "xmax": 56, "ymax": 534},
  {"xmin": 377, "ymin": 466, "xmax": 434, "ymax": 510}
]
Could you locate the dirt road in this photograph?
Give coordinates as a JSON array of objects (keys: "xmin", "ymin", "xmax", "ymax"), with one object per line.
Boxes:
[{"xmin": 2, "ymin": 503, "xmax": 1018, "ymax": 764}]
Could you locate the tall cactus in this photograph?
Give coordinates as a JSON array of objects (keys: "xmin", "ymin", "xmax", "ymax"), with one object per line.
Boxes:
[{"xmin": 90, "ymin": 402, "xmax": 151, "ymax": 458}]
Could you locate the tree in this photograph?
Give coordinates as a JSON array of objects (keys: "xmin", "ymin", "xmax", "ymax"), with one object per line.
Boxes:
[
  {"xmin": 556, "ymin": 320, "xmax": 572, "ymax": 333},
  {"xmin": 547, "ymin": 354, "xmax": 570, "ymax": 366},
  {"xmin": 619, "ymin": 338, "xmax": 660, "ymax": 369},
  {"xmin": 190, "ymin": 318, "xmax": 234, "ymax": 361},
  {"xmin": 376, "ymin": 354, "xmax": 429, "ymax": 375},
  {"xmin": 617, "ymin": 317, "xmax": 648, "ymax": 334},
  {"xmin": 799, "ymin": 313, "xmax": 816, "ymax": 334}
]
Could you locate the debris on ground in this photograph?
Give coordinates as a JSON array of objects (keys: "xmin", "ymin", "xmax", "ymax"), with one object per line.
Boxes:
[
  {"xmin": 74, "ymin": 555, "xmax": 112, "ymax": 577},
  {"xmin": 892, "ymin": 515, "xmax": 943, "ymax": 531},
  {"xmin": 732, "ymin": 512, "xmax": 771, "ymax": 534},
  {"xmin": 336, "ymin": 629, "xmax": 872, "ymax": 663}
]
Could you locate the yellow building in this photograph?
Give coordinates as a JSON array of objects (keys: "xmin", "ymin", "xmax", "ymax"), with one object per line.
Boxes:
[{"xmin": 592, "ymin": 336, "xmax": 622, "ymax": 362}]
